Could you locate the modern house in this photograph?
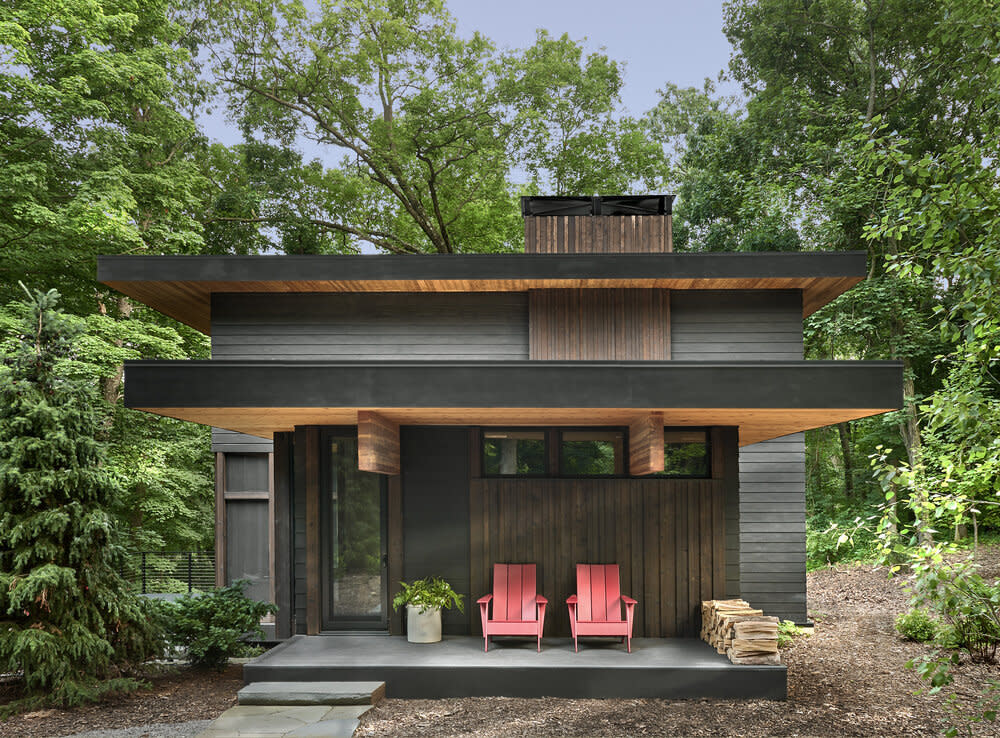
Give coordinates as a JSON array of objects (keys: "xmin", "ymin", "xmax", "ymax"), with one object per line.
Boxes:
[{"xmin": 98, "ymin": 195, "xmax": 901, "ymax": 696}]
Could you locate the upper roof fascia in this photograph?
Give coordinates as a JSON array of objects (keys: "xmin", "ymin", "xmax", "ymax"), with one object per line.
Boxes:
[{"xmin": 97, "ymin": 251, "xmax": 867, "ymax": 334}]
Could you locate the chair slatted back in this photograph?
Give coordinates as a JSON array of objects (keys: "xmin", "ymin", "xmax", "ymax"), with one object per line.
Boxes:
[
  {"xmin": 492, "ymin": 564, "xmax": 537, "ymax": 621},
  {"xmin": 576, "ymin": 564, "xmax": 622, "ymax": 623}
]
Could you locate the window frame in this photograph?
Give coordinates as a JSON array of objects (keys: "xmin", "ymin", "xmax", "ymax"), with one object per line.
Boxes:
[
  {"xmin": 656, "ymin": 426, "xmax": 712, "ymax": 479},
  {"xmin": 480, "ymin": 427, "xmax": 550, "ymax": 478},
  {"xmin": 557, "ymin": 427, "xmax": 629, "ymax": 478}
]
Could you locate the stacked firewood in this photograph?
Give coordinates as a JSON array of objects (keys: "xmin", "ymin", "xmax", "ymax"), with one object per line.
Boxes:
[{"xmin": 700, "ymin": 599, "xmax": 781, "ymax": 665}]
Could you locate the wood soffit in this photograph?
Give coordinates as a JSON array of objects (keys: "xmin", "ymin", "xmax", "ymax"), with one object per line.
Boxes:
[
  {"xmin": 132, "ymin": 406, "xmax": 894, "ymax": 448},
  {"xmin": 98, "ymin": 253, "xmax": 867, "ymax": 333}
]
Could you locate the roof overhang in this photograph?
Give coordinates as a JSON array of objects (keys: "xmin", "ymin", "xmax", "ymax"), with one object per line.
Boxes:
[
  {"xmin": 98, "ymin": 252, "xmax": 867, "ymax": 333},
  {"xmin": 124, "ymin": 360, "xmax": 902, "ymax": 446}
]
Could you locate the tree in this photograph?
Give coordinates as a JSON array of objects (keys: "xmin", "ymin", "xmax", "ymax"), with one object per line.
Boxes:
[{"xmin": 0, "ymin": 287, "xmax": 161, "ymax": 710}]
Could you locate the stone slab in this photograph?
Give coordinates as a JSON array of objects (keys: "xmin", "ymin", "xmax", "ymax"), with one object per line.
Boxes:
[
  {"xmin": 195, "ymin": 705, "xmax": 362, "ymax": 738},
  {"xmin": 238, "ymin": 681, "xmax": 385, "ymax": 706}
]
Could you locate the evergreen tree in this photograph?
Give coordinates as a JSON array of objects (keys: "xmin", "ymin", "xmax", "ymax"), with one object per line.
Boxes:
[{"xmin": 0, "ymin": 286, "xmax": 162, "ymax": 711}]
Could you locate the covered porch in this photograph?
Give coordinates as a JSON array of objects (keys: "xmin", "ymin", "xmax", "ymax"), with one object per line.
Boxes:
[{"xmin": 244, "ymin": 634, "xmax": 787, "ymax": 700}]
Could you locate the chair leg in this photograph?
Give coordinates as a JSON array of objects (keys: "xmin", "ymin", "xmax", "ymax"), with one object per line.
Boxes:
[
  {"xmin": 484, "ymin": 635, "xmax": 489, "ymax": 653},
  {"xmin": 574, "ymin": 635, "xmax": 578, "ymax": 653},
  {"xmin": 537, "ymin": 635, "xmax": 541, "ymax": 653},
  {"xmin": 626, "ymin": 635, "xmax": 631, "ymax": 654}
]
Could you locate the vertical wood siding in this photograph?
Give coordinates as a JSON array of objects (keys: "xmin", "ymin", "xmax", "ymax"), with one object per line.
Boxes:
[
  {"xmin": 529, "ymin": 289, "xmax": 670, "ymax": 360},
  {"xmin": 211, "ymin": 292, "xmax": 528, "ymax": 361},
  {"xmin": 671, "ymin": 289, "xmax": 808, "ymax": 623},
  {"xmin": 524, "ymin": 215, "xmax": 672, "ymax": 253},
  {"xmin": 469, "ymin": 478, "xmax": 725, "ymax": 638}
]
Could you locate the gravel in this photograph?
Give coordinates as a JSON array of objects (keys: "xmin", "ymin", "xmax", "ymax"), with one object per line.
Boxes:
[{"xmin": 56, "ymin": 720, "xmax": 214, "ymax": 738}]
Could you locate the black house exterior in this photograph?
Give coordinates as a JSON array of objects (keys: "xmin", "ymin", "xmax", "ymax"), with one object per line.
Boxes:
[{"xmin": 99, "ymin": 195, "xmax": 902, "ymax": 640}]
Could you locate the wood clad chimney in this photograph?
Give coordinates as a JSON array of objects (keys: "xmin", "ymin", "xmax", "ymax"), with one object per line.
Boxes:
[{"xmin": 522, "ymin": 195, "xmax": 674, "ymax": 254}]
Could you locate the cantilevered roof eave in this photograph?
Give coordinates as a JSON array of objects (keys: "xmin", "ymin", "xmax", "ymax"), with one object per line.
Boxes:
[
  {"xmin": 98, "ymin": 252, "xmax": 868, "ymax": 333},
  {"xmin": 123, "ymin": 359, "xmax": 902, "ymax": 447}
]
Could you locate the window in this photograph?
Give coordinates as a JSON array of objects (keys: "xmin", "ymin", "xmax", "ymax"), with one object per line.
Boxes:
[
  {"xmin": 559, "ymin": 430, "xmax": 625, "ymax": 476},
  {"xmin": 483, "ymin": 430, "xmax": 547, "ymax": 476},
  {"xmin": 660, "ymin": 429, "xmax": 710, "ymax": 478}
]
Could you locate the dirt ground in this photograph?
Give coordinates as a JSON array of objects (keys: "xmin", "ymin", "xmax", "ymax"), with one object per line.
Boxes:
[
  {"xmin": 0, "ymin": 664, "xmax": 243, "ymax": 738},
  {"xmin": 2, "ymin": 548, "xmax": 998, "ymax": 737}
]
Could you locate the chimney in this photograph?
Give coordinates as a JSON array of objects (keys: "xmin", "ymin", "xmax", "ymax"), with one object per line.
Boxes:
[{"xmin": 521, "ymin": 195, "xmax": 675, "ymax": 254}]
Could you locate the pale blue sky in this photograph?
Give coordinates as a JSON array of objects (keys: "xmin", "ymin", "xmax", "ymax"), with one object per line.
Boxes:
[{"xmin": 449, "ymin": 0, "xmax": 738, "ymax": 116}]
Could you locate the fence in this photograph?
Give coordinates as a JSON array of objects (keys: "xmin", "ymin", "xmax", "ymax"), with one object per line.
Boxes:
[{"xmin": 122, "ymin": 551, "xmax": 216, "ymax": 595}]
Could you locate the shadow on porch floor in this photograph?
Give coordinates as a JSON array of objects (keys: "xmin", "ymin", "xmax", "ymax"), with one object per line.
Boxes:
[{"xmin": 244, "ymin": 635, "xmax": 786, "ymax": 700}]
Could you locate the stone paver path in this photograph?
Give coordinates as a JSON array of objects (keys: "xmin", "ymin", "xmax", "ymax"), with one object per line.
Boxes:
[{"xmin": 196, "ymin": 704, "xmax": 371, "ymax": 738}]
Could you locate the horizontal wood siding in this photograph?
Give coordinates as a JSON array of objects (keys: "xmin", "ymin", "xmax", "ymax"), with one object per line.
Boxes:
[
  {"xmin": 669, "ymin": 290, "xmax": 803, "ymax": 361},
  {"xmin": 672, "ymin": 290, "xmax": 807, "ymax": 621},
  {"xmin": 469, "ymin": 478, "xmax": 725, "ymax": 638},
  {"xmin": 211, "ymin": 293, "xmax": 528, "ymax": 361},
  {"xmin": 212, "ymin": 428, "xmax": 273, "ymax": 453},
  {"xmin": 529, "ymin": 289, "xmax": 669, "ymax": 360},
  {"xmin": 738, "ymin": 433, "xmax": 807, "ymax": 622},
  {"xmin": 524, "ymin": 215, "xmax": 672, "ymax": 253}
]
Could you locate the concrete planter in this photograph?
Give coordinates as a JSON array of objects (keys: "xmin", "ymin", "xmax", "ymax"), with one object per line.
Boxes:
[{"xmin": 406, "ymin": 605, "xmax": 442, "ymax": 643}]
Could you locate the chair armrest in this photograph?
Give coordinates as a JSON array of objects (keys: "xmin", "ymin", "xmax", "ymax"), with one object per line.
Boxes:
[
  {"xmin": 535, "ymin": 594, "xmax": 548, "ymax": 605},
  {"xmin": 476, "ymin": 594, "xmax": 493, "ymax": 605},
  {"xmin": 621, "ymin": 595, "xmax": 637, "ymax": 606},
  {"xmin": 566, "ymin": 594, "xmax": 578, "ymax": 605}
]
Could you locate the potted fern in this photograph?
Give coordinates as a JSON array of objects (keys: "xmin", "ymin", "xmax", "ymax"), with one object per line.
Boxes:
[{"xmin": 392, "ymin": 577, "xmax": 465, "ymax": 643}]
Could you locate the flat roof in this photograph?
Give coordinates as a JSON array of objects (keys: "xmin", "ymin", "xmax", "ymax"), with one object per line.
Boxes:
[
  {"xmin": 99, "ymin": 252, "xmax": 867, "ymax": 333},
  {"xmin": 124, "ymin": 359, "xmax": 902, "ymax": 446}
]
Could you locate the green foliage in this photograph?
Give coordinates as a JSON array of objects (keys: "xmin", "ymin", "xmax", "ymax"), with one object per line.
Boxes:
[
  {"xmin": 806, "ymin": 507, "xmax": 878, "ymax": 570},
  {"xmin": 777, "ymin": 619, "xmax": 809, "ymax": 649},
  {"xmin": 895, "ymin": 609, "xmax": 938, "ymax": 643},
  {"xmin": 0, "ymin": 287, "xmax": 164, "ymax": 711},
  {"xmin": 392, "ymin": 577, "xmax": 464, "ymax": 615},
  {"xmin": 163, "ymin": 580, "xmax": 276, "ymax": 670},
  {"xmin": 909, "ymin": 551, "xmax": 1000, "ymax": 662}
]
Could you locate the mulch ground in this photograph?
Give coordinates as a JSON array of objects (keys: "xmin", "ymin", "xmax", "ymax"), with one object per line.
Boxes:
[
  {"xmin": 3, "ymin": 547, "xmax": 998, "ymax": 737},
  {"xmin": 0, "ymin": 664, "xmax": 243, "ymax": 738}
]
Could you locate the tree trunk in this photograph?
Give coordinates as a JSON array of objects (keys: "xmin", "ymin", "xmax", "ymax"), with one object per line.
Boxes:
[
  {"xmin": 897, "ymin": 360, "xmax": 932, "ymax": 545},
  {"xmin": 96, "ymin": 294, "xmax": 132, "ymax": 432},
  {"xmin": 837, "ymin": 421, "xmax": 854, "ymax": 499}
]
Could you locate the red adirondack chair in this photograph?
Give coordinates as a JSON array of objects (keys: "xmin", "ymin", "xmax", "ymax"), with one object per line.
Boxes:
[
  {"xmin": 566, "ymin": 564, "xmax": 637, "ymax": 653},
  {"xmin": 476, "ymin": 564, "xmax": 548, "ymax": 652}
]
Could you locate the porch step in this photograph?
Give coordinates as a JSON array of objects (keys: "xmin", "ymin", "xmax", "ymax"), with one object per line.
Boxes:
[{"xmin": 237, "ymin": 681, "xmax": 386, "ymax": 706}]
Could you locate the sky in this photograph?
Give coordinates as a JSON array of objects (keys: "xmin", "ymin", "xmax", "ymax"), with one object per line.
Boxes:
[
  {"xmin": 449, "ymin": 0, "xmax": 739, "ymax": 116},
  {"xmin": 199, "ymin": 1, "xmax": 738, "ymax": 147}
]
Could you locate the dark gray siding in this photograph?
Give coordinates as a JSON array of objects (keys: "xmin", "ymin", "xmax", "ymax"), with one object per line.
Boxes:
[
  {"xmin": 737, "ymin": 433, "xmax": 807, "ymax": 622},
  {"xmin": 670, "ymin": 290, "xmax": 803, "ymax": 361},
  {"xmin": 211, "ymin": 293, "xmax": 528, "ymax": 361},
  {"xmin": 401, "ymin": 427, "xmax": 471, "ymax": 635},
  {"xmin": 212, "ymin": 428, "xmax": 273, "ymax": 453},
  {"xmin": 672, "ymin": 289, "xmax": 808, "ymax": 622}
]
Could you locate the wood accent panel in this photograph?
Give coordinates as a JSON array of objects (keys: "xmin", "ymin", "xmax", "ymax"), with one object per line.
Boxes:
[
  {"xmin": 105, "ymin": 276, "xmax": 861, "ymax": 334},
  {"xmin": 524, "ymin": 215, "xmax": 673, "ymax": 253},
  {"xmin": 302, "ymin": 427, "xmax": 321, "ymax": 635},
  {"xmin": 273, "ymin": 433, "xmax": 293, "ymax": 639},
  {"xmin": 529, "ymin": 289, "xmax": 669, "ymax": 360},
  {"xmin": 214, "ymin": 452, "xmax": 226, "ymax": 587},
  {"xmin": 469, "ymin": 478, "xmax": 725, "ymax": 638},
  {"xmin": 143, "ymin": 406, "xmax": 894, "ymax": 448},
  {"xmin": 358, "ymin": 410, "xmax": 401, "ymax": 474},
  {"xmin": 387, "ymin": 474, "xmax": 403, "ymax": 635},
  {"xmin": 629, "ymin": 413, "xmax": 665, "ymax": 475}
]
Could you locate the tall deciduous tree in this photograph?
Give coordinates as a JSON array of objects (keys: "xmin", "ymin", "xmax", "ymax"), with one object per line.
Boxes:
[{"xmin": 0, "ymin": 287, "xmax": 161, "ymax": 710}]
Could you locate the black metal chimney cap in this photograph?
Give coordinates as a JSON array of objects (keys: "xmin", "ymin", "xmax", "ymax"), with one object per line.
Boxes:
[{"xmin": 520, "ymin": 195, "xmax": 675, "ymax": 217}]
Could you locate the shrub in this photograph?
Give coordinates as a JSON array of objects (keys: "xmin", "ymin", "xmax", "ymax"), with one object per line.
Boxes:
[
  {"xmin": 910, "ymin": 553, "xmax": 1000, "ymax": 662},
  {"xmin": 164, "ymin": 580, "xmax": 276, "ymax": 669},
  {"xmin": 896, "ymin": 609, "xmax": 938, "ymax": 642},
  {"xmin": 777, "ymin": 619, "xmax": 810, "ymax": 648}
]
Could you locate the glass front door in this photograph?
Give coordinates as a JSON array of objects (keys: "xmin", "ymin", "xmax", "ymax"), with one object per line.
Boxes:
[{"xmin": 321, "ymin": 430, "xmax": 388, "ymax": 630}]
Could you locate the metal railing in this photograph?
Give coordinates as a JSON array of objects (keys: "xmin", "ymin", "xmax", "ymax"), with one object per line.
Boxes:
[{"xmin": 122, "ymin": 551, "xmax": 216, "ymax": 595}]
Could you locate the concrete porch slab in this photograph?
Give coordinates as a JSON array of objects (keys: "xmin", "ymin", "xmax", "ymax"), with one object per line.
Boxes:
[{"xmin": 243, "ymin": 635, "xmax": 787, "ymax": 700}]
